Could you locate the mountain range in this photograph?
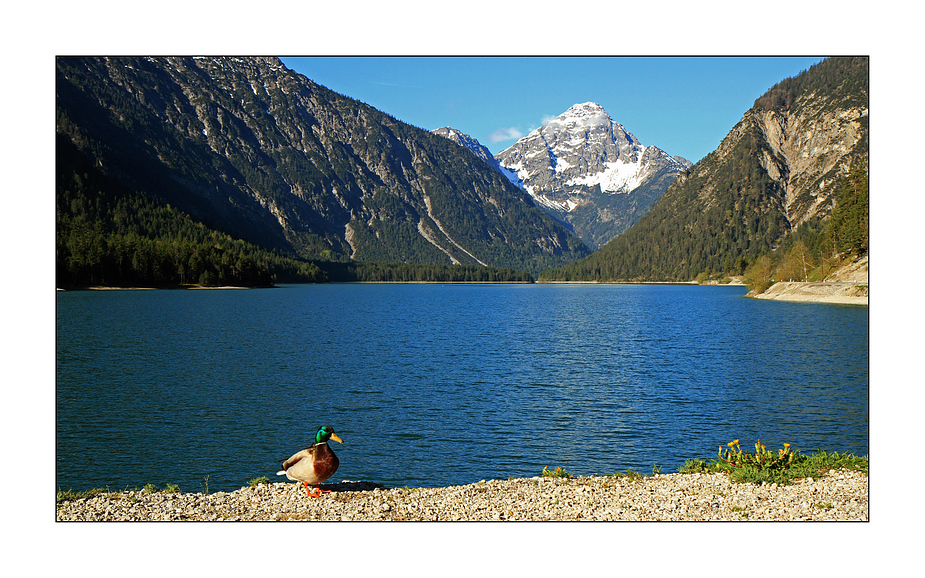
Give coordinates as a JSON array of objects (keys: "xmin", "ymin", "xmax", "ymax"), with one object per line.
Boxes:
[
  {"xmin": 435, "ymin": 104, "xmax": 691, "ymax": 249},
  {"xmin": 56, "ymin": 56, "xmax": 868, "ymax": 285},
  {"xmin": 56, "ymin": 56, "xmax": 588, "ymax": 276}
]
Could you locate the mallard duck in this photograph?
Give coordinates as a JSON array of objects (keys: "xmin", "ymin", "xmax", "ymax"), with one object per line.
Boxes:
[{"xmin": 277, "ymin": 425, "xmax": 344, "ymax": 497}]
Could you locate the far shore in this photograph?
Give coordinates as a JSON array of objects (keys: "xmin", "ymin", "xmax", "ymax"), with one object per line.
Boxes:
[
  {"xmin": 61, "ymin": 281, "xmax": 746, "ymax": 290},
  {"xmin": 58, "ymin": 285, "xmax": 260, "ymax": 291}
]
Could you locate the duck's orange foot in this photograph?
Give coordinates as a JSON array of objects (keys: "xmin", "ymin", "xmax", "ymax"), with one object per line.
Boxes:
[{"xmin": 303, "ymin": 482, "xmax": 332, "ymax": 498}]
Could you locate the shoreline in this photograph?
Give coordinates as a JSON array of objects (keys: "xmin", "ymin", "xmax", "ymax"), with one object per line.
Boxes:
[
  {"xmin": 56, "ymin": 469, "xmax": 868, "ymax": 522},
  {"xmin": 748, "ymin": 281, "xmax": 868, "ymax": 305},
  {"xmin": 747, "ymin": 255, "xmax": 868, "ymax": 305}
]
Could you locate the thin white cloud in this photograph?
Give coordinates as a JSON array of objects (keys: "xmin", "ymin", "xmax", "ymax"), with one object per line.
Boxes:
[
  {"xmin": 372, "ymin": 81, "xmax": 423, "ymax": 89},
  {"xmin": 541, "ymin": 114, "xmax": 559, "ymax": 125},
  {"xmin": 489, "ymin": 127, "xmax": 524, "ymax": 143}
]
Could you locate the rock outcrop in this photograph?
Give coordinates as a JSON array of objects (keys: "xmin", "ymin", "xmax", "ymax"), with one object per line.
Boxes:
[{"xmin": 751, "ymin": 103, "xmax": 867, "ymax": 228}]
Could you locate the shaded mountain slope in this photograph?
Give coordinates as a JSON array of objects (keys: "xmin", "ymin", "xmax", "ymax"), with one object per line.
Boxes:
[{"xmin": 56, "ymin": 57, "xmax": 589, "ymax": 275}]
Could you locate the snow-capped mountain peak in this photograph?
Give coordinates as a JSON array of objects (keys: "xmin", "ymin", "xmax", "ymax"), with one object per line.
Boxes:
[
  {"xmin": 494, "ymin": 102, "xmax": 691, "ymax": 248},
  {"xmin": 543, "ymin": 102, "xmax": 614, "ymax": 130}
]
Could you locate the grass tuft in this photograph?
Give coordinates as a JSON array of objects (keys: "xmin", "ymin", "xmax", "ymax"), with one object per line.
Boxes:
[
  {"xmin": 56, "ymin": 487, "xmax": 108, "ymax": 504},
  {"xmin": 57, "ymin": 482, "xmax": 184, "ymax": 504},
  {"xmin": 609, "ymin": 469, "xmax": 645, "ymax": 480}
]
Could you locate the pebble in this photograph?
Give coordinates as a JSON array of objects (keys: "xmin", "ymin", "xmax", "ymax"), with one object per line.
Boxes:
[{"xmin": 56, "ymin": 469, "xmax": 868, "ymax": 522}]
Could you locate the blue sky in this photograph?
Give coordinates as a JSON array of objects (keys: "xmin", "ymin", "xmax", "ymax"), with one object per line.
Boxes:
[{"xmin": 281, "ymin": 56, "xmax": 824, "ymax": 163}]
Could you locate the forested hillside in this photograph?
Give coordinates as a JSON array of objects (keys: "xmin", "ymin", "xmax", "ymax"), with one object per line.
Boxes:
[
  {"xmin": 57, "ymin": 135, "xmax": 535, "ymax": 288},
  {"xmin": 56, "ymin": 135, "xmax": 324, "ymax": 287}
]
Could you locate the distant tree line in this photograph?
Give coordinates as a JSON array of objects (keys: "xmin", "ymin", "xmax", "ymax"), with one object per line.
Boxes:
[{"xmin": 320, "ymin": 261, "xmax": 533, "ymax": 283}]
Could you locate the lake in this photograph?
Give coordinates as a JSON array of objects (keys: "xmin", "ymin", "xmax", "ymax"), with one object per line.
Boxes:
[{"xmin": 56, "ymin": 283, "xmax": 868, "ymax": 493}]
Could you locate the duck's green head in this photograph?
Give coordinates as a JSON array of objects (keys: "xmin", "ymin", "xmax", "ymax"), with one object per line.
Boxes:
[{"xmin": 315, "ymin": 425, "xmax": 343, "ymax": 444}]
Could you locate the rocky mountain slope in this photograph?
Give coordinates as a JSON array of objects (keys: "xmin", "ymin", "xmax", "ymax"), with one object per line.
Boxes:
[
  {"xmin": 494, "ymin": 102, "xmax": 691, "ymax": 248},
  {"xmin": 697, "ymin": 61, "xmax": 868, "ymax": 230},
  {"xmin": 56, "ymin": 57, "xmax": 589, "ymax": 275},
  {"xmin": 431, "ymin": 126, "xmax": 520, "ymax": 186},
  {"xmin": 541, "ymin": 57, "xmax": 868, "ymax": 282}
]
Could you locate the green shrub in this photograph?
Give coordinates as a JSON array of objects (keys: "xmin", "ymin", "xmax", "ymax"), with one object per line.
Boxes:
[
  {"xmin": 541, "ymin": 466, "xmax": 572, "ymax": 479},
  {"xmin": 679, "ymin": 459, "xmax": 710, "ymax": 474},
  {"xmin": 688, "ymin": 439, "xmax": 868, "ymax": 485},
  {"xmin": 743, "ymin": 256, "xmax": 774, "ymax": 293}
]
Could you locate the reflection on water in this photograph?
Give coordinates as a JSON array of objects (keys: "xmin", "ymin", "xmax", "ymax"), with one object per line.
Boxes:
[{"xmin": 57, "ymin": 284, "xmax": 868, "ymax": 491}]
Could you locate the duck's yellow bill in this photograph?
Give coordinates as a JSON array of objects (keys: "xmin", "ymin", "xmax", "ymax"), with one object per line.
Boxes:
[{"xmin": 330, "ymin": 433, "xmax": 344, "ymax": 443}]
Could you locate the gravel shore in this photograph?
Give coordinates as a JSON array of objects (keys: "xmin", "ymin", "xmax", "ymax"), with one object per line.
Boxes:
[
  {"xmin": 749, "ymin": 281, "xmax": 868, "ymax": 305},
  {"xmin": 56, "ymin": 468, "xmax": 867, "ymax": 521}
]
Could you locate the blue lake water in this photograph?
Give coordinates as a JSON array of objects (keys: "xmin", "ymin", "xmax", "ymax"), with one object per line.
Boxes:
[{"xmin": 56, "ymin": 283, "xmax": 868, "ymax": 493}]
